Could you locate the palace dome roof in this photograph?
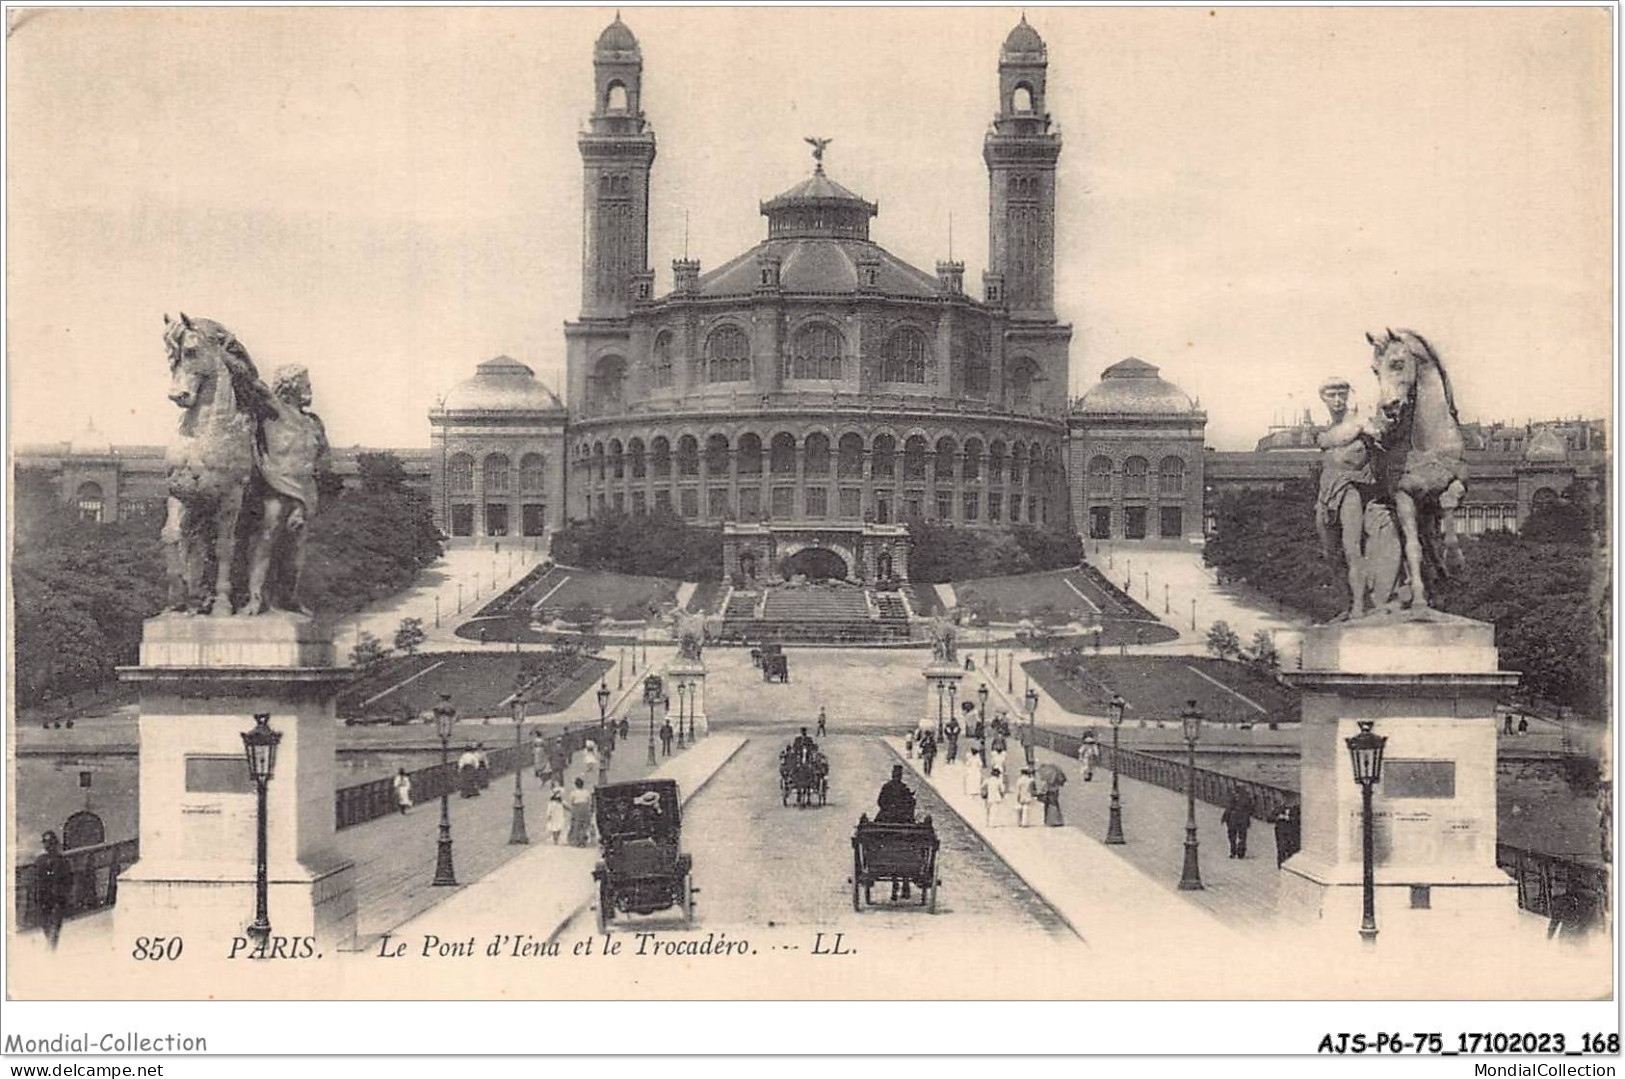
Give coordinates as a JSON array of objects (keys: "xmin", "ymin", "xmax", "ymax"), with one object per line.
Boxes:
[
  {"xmin": 680, "ymin": 166, "xmax": 940, "ymax": 300},
  {"xmin": 1076, "ymin": 358, "xmax": 1199, "ymax": 416},
  {"xmin": 596, "ymin": 15, "xmax": 639, "ymax": 54},
  {"xmin": 1002, "ymin": 16, "xmax": 1046, "ymax": 58},
  {"xmin": 440, "ymin": 356, "xmax": 563, "ymax": 413}
]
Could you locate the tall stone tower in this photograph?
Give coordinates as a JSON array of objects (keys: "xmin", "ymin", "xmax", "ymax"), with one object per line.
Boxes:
[
  {"xmin": 983, "ymin": 15, "xmax": 1062, "ymax": 322},
  {"xmin": 578, "ymin": 14, "xmax": 657, "ymax": 318}
]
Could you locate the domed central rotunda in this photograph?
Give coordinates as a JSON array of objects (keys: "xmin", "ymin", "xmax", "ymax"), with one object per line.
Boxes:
[{"xmin": 563, "ymin": 15, "xmax": 1072, "ymax": 585}]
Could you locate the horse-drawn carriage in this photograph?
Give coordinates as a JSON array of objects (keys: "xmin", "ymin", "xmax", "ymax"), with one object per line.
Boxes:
[
  {"xmin": 851, "ymin": 814, "xmax": 941, "ymax": 912},
  {"xmin": 756, "ymin": 644, "xmax": 790, "ymax": 683},
  {"xmin": 779, "ymin": 744, "xmax": 829, "ymax": 808},
  {"xmin": 591, "ymin": 779, "xmax": 697, "ymax": 932}
]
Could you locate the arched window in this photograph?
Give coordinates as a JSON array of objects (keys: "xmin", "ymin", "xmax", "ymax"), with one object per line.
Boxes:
[
  {"xmin": 871, "ymin": 434, "xmax": 896, "ymax": 479},
  {"xmin": 608, "ymin": 439, "xmax": 625, "ymax": 480},
  {"xmin": 1012, "ymin": 84, "xmax": 1034, "ymax": 112},
  {"xmin": 959, "ymin": 332, "xmax": 990, "ymax": 395},
  {"xmin": 705, "ymin": 434, "xmax": 730, "ymax": 476},
  {"xmin": 74, "ymin": 481, "xmax": 103, "ymax": 523},
  {"xmin": 1124, "ymin": 456, "xmax": 1149, "ymax": 496},
  {"xmin": 589, "ymin": 444, "xmax": 603, "ymax": 483},
  {"xmin": 485, "ymin": 453, "xmax": 511, "ymax": 493},
  {"xmin": 705, "ymin": 325, "xmax": 751, "ymax": 383},
  {"xmin": 988, "ymin": 441, "xmax": 1007, "ymax": 485},
  {"xmin": 790, "ymin": 323, "xmax": 844, "ymax": 380},
  {"xmin": 770, "ymin": 433, "xmax": 797, "ymax": 475},
  {"xmin": 652, "ymin": 332, "xmax": 674, "ymax": 389},
  {"xmin": 838, "ymin": 433, "xmax": 865, "ymax": 478},
  {"xmin": 1009, "ymin": 443, "xmax": 1026, "ymax": 485},
  {"xmin": 737, "ymin": 433, "xmax": 763, "ymax": 475},
  {"xmin": 627, "ymin": 438, "xmax": 646, "ymax": 480},
  {"xmin": 1089, "ymin": 455, "xmax": 1112, "ymax": 494},
  {"xmin": 1159, "ymin": 456, "xmax": 1185, "ymax": 496},
  {"xmin": 903, "ymin": 436, "xmax": 928, "ymax": 480},
  {"xmin": 934, "ymin": 437, "xmax": 957, "ymax": 485},
  {"xmin": 521, "ymin": 453, "xmax": 547, "ymax": 492},
  {"xmin": 882, "ymin": 327, "xmax": 929, "ymax": 384},
  {"xmin": 676, "ymin": 435, "xmax": 699, "ymax": 477},
  {"xmin": 650, "ymin": 436, "xmax": 671, "ymax": 480},
  {"xmin": 1007, "ymin": 356, "xmax": 1038, "ymax": 406},
  {"xmin": 449, "ymin": 453, "xmax": 474, "ymax": 493},
  {"xmin": 962, "ymin": 439, "xmax": 983, "ymax": 481},
  {"xmin": 589, "ymin": 355, "xmax": 626, "ymax": 411},
  {"xmin": 605, "ymin": 81, "xmax": 629, "ymax": 111},
  {"xmin": 804, "ymin": 433, "xmax": 831, "ymax": 475}
]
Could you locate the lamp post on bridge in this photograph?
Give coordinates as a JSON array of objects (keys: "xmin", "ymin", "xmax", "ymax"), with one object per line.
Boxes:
[
  {"xmin": 1346, "ymin": 720, "xmax": 1388, "ymax": 945},
  {"xmin": 1105, "ymin": 694, "xmax": 1126, "ymax": 845},
  {"xmin": 1023, "ymin": 686, "xmax": 1039, "ymax": 769},
  {"xmin": 675, "ymin": 681, "xmax": 688, "ymax": 749},
  {"xmin": 240, "ymin": 713, "xmax": 282, "ymax": 947},
  {"xmin": 509, "ymin": 696, "xmax": 529, "ymax": 845},
  {"xmin": 596, "ymin": 681, "xmax": 611, "ymax": 749},
  {"xmin": 431, "ymin": 694, "xmax": 458, "ymax": 887},
  {"xmin": 1007, "ymin": 652, "xmax": 1013, "ymax": 694},
  {"xmin": 977, "ymin": 682, "xmax": 989, "ymax": 734},
  {"xmin": 1177, "ymin": 699, "xmax": 1204, "ymax": 891},
  {"xmin": 643, "ymin": 675, "xmax": 664, "ymax": 766},
  {"xmin": 619, "ymin": 648, "xmax": 626, "ymax": 689},
  {"xmin": 946, "ymin": 682, "xmax": 958, "ymax": 741}
]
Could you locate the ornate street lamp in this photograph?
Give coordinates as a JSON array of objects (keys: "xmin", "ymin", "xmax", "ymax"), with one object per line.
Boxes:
[
  {"xmin": 1006, "ymin": 651, "xmax": 1014, "ymax": 693},
  {"xmin": 509, "ymin": 697, "xmax": 529, "ymax": 845},
  {"xmin": 240, "ymin": 713, "xmax": 282, "ymax": 946},
  {"xmin": 675, "ymin": 681, "xmax": 688, "ymax": 749},
  {"xmin": 1105, "ymin": 694, "xmax": 1127, "ymax": 845},
  {"xmin": 1178, "ymin": 699, "xmax": 1204, "ymax": 891},
  {"xmin": 685, "ymin": 679, "xmax": 697, "ymax": 745},
  {"xmin": 1346, "ymin": 719, "xmax": 1388, "ymax": 945},
  {"xmin": 596, "ymin": 681, "xmax": 611, "ymax": 746},
  {"xmin": 935, "ymin": 679, "xmax": 945, "ymax": 735},
  {"xmin": 432, "ymin": 693, "xmax": 458, "ymax": 887},
  {"xmin": 1023, "ymin": 685, "xmax": 1039, "ymax": 767},
  {"xmin": 946, "ymin": 682, "xmax": 958, "ymax": 739},
  {"xmin": 618, "ymin": 647, "xmax": 626, "ymax": 689},
  {"xmin": 977, "ymin": 682, "xmax": 989, "ymax": 731},
  {"xmin": 643, "ymin": 675, "xmax": 664, "ymax": 766}
]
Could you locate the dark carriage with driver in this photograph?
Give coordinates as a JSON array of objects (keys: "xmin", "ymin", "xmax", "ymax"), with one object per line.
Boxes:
[
  {"xmin": 591, "ymin": 779, "xmax": 697, "ymax": 932},
  {"xmin": 851, "ymin": 814, "xmax": 941, "ymax": 912},
  {"xmin": 758, "ymin": 644, "xmax": 790, "ymax": 683},
  {"xmin": 779, "ymin": 744, "xmax": 829, "ymax": 808}
]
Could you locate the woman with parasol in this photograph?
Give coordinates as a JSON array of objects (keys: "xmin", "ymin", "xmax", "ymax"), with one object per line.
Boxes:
[{"xmin": 1035, "ymin": 762, "xmax": 1068, "ymax": 826}]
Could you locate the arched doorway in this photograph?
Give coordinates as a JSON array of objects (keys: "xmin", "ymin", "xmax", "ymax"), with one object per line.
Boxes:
[{"xmin": 781, "ymin": 548, "xmax": 847, "ymax": 582}]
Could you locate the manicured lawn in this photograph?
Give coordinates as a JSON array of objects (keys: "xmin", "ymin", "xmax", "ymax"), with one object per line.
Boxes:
[
  {"xmin": 339, "ymin": 651, "xmax": 614, "ymax": 720},
  {"xmin": 954, "ymin": 567, "xmax": 1159, "ymax": 623},
  {"xmin": 686, "ymin": 579, "xmax": 728, "ymax": 614},
  {"xmin": 1024, "ymin": 654, "xmax": 1299, "ymax": 725}
]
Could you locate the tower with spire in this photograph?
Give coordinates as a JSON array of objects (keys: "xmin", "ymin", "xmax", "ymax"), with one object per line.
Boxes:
[
  {"xmin": 984, "ymin": 14, "xmax": 1062, "ymax": 321},
  {"xmin": 578, "ymin": 12, "xmax": 657, "ymax": 319}
]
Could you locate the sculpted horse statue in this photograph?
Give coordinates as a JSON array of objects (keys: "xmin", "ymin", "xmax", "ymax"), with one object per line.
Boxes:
[
  {"xmin": 1368, "ymin": 328, "xmax": 1467, "ymax": 612},
  {"xmin": 161, "ymin": 314, "xmax": 272, "ymax": 615}
]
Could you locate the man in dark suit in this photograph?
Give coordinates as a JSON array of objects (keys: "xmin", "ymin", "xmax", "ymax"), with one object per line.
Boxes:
[{"xmin": 876, "ymin": 765, "xmax": 917, "ymax": 824}]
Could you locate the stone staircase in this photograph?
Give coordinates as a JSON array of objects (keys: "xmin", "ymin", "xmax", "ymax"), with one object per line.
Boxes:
[{"xmin": 717, "ymin": 586, "xmax": 911, "ymax": 644}]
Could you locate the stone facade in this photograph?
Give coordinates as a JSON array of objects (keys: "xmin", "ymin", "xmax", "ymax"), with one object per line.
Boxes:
[
  {"xmin": 563, "ymin": 16, "xmax": 1072, "ymax": 540},
  {"xmin": 1067, "ymin": 358, "xmax": 1207, "ymax": 541},
  {"xmin": 428, "ymin": 357, "xmax": 568, "ymax": 540},
  {"xmin": 721, "ymin": 522, "xmax": 911, "ymax": 586}
]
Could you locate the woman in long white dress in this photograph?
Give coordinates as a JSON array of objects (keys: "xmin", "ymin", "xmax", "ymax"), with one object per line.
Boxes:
[{"xmin": 961, "ymin": 746, "xmax": 983, "ymax": 797}]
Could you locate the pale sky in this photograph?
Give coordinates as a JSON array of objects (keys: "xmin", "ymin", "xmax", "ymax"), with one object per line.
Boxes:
[{"xmin": 6, "ymin": 6, "xmax": 1613, "ymax": 451}]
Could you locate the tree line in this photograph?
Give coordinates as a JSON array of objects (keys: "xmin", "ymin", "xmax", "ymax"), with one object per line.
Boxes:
[
  {"xmin": 1203, "ymin": 479, "xmax": 1607, "ymax": 716},
  {"xmin": 12, "ymin": 453, "xmax": 440, "ymax": 707}
]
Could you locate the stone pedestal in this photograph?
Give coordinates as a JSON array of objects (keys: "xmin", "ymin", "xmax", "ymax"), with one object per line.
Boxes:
[
  {"xmin": 1280, "ymin": 613, "xmax": 1522, "ymax": 944},
  {"xmin": 116, "ymin": 615, "xmax": 357, "ymax": 951},
  {"xmin": 666, "ymin": 661, "xmax": 708, "ymax": 738},
  {"xmin": 922, "ymin": 663, "xmax": 966, "ymax": 734}
]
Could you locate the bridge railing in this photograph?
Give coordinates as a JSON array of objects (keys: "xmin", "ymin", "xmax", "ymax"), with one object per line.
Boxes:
[
  {"xmin": 13, "ymin": 838, "xmax": 140, "ymax": 930},
  {"xmin": 1023, "ymin": 723, "xmax": 1607, "ymax": 923}
]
